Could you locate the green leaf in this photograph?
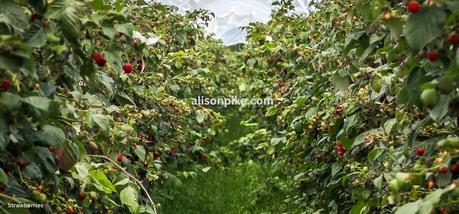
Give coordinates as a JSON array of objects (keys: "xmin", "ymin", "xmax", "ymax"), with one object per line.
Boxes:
[
  {"xmin": 293, "ymin": 172, "xmax": 305, "ymax": 181},
  {"xmin": 27, "ymin": 29, "xmax": 47, "ymax": 48},
  {"xmin": 120, "ymin": 186, "xmax": 139, "ymax": 213},
  {"xmin": 395, "ymin": 201, "xmax": 420, "ymax": 214},
  {"xmin": 134, "ymin": 146, "xmax": 146, "ymax": 161},
  {"xmin": 403, "ymin": 7, "xmax": 446, "ymax": 50},
  {"xmin": 331, "ymin": 163, "xmax": 342, "ymax": 177},
  {"xmin": 40, "ymin": 124, "xmax": 66, "ymax": 147},
  {"xmin": 89, "ymin": 169, "xmax": 117, "ymax": 193},
  {"xmin": 27, "ymin": 0, "xmax": 48, "ymax": 14},
  {"xmin": 91, "ymin": 0, "xmax": 111, "ymax": 11},
  {"xmin": 0, "ymin": 0, "xmax": 28, "ymax": 32},
  {"xmin": 23, "ymin": 162, "xmax": 43, "ymax": 180},
  {"xmin": 367, "ymin": 147, "xmax": 384, "ymax": 161},
  {"xmin": 383, "ymin": 118, "xmax": 397, "ymax": 135},
  {"xmin": 106, "ymin": 47, "xmax": 123, "ymax": 73},
  {"xmin": 384, "ymin": 18, "xmax": 404, "ymax": 39},
  {"xmin": 48, "ymin": 0, "xmax": 85, "ymax": 44},
  {"xmin": 373, "ymin": 175, "xmax": 383, "ymax": 189},
  {"xmin": 90, "ymin": 114, "xmax": 111, "ymax": 131},
  {"xmin": 22, "ymin": 96, "xmax": 51, "ymax": 111},
  {"xmin": 349, "ymin": 201, "xmax": 365, "ymax": 214},
  {"xmin": 116, "ymin": 91, "xmax": 136, "ymax": 106},
  {"xmin": 102, "ymin": 25, "xmax": 116, "ymax": 39},
  {"xmin": 1, "ymin": 92, "xmax": 21, "ymax": 110},
  {"xmin": 0, "ymin": 168, "xmax": 8, "ymax": 185},
  {"xmin": 428, "ymin": 95, "xmax": 451, "ymax": 122},
  {"xmin": 114, "ymin": 23, "xmax": 134, "ymax": 36}
]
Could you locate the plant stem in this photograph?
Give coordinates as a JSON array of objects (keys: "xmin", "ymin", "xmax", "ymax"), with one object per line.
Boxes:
[
  {"xmin": 87, "ymin": 154, "xmax": 158, "ymax": 214},
  {"xmin": 0, "ymin": 192, "xmax": 18, "ymax": 202}
]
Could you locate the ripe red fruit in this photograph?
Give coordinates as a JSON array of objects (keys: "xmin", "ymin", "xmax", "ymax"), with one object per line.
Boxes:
[
  {"xmin": 448, "ymin": 33, "xmax": 459, "ymax": 45},
  {"xmin": 48, "ymin": 146, "xmax": 55, "ymax": 153},
  {"xmin": 1, "ymin": 80, "xmax": 11, "ymax": 91},
  {"xmin": 0, "ymin": 184, "xmax": 5, "ymax": 192},
  {"xmin": 427, "ymin": 51, "xmax": 439, "ymax": 62},
  {"xmin": 407, "ymin": 1, "xmax": 421, "ymax": 13},
  {"xmin": 3, "ymin": 164, "xmax": 13, "ymax": 173},
  {"xmin": 416, "ymin": 147, "xmax": 425, "ymax": 156},
  {"xmin": 130, "ymin": 155, "xmax": 139, "ymax": 163},
  {"xmin": 117, "ymin": 154, "xmax": 124, "ymax": 162},
  {"xmin": 143, "ymin": 161, "xmax": 149, "ymax": 167},
  {"xmin": 77, "ymin": 192, "xmax": 86, "ymax": 200},
  {"xmin": 92, "ymin": 52, "xmax": 107, "ymax": 67},
  {"xmin": 136, "ymin": 59, "xmax": 143, "ymax": 71},
  {"xmin": 336, "ymin": 142, "xmax": 345, "ymax": 156},
  {"xmin": 30, "ymin": 13, "xmax": 39, "ymax": 22},
  {"xmin": 122, "ymin": 63, "xmax": 133, "ymax": 74},
  {"xmin": 16, "ymin": 160, "xmax": 28, "ymax": 169},
  {"xmin": 96, "ymin": 58, "xmax": 107, "ymax": 67},
  {"xmin": 450, "ymin": 163, "xmax": 459, "ymax": 174},
  {"xmin": 439, "ymin": 166, "xmax": 449, "ymax": 174},
  {"xmin": 92, "ymin": 52, "xmax": 102, "ymax": 61},
  {"xmin": 267, "ymin": 59, "xmax": 275, "ymax": 65}
]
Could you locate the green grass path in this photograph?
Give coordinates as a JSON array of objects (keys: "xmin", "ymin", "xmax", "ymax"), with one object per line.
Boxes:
[{"xmin": 154, "ymin": 110, "xmax": 284, "ymax": 213}]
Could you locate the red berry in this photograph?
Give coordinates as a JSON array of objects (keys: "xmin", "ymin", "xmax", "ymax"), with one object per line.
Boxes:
[
  {"xmin": 92, "ymin": 52, "xmax": 103, "ymax": 61},
  {"xmin": 136, "ymin": 59, "xmax": 143, "ymax": 71},
  {"xmin": 92, "ymin": 52, "xmax": 107, "ymax": 67},
  {"xmin": 117, "ymin": 154, "xmax": 124, "ymax": 162},
  {"xmin": 1, "ymin": 80, "xmax": 11, "ymax": 91},
  {"xmin": 130, "ymin": 155, "xmax": 139, "ymax": 163},
  {"xmin": 77, "ymin": 192, "xmax": 86, "ymax": 200},
  {"xmin": 3, "ymin": 164, "xmax": 13, "ymax": 173},
  {"xmin": 407, "ymin": 1, "xmax": 421, "ymax": 13},
  {"xmin": 450, "ymin": 163, "xmax": 459, "ymax": 174},
  {"xmin": 96, "ymin": 58, "xmax": 107, "ymax": 67},
  {"xmin": 0, "ymin": 184, "xmax": 5, "ymax": 192},
  {"xmin": 16, "ymin": 160, "xmax": 28, "ymax": 170},
  {"xmin": 122, "ymin": 63, "xmax": 133, "ymax": 74},
  {"xmin": 427, "ymin": 51, "xmax": 438, "ymax": 62},
  {"xmin": 416, "ymin": 147, "xmax": 425, "ymax": 156},
  {"xmin": 143, "ymin": 161, "xmax": 149, "ymax": 167},
  {"xmin": 439, "ymin": 166, "xmax": 449, "ymax": 174},
  {"xmin": 448, "ymin": 33, "xmax": 459, "ymax": 45},
  {"xmin": 30, "ymin": 13, "xmax": 39, "ymax": 22},
  {"xmin": 48, "ymin": 146, "xmax": 55, "ymax": 153}
]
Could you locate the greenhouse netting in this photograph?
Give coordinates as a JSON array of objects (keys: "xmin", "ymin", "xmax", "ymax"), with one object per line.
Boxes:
[{"xmin": 156, "ymin": 0, "xmax": 312, "ymax": 45}]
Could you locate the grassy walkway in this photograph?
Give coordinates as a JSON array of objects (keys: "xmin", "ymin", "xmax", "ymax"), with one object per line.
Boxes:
[{"xmin": 154, "ymin": 110, "xmax": 286, "ymax": 213}]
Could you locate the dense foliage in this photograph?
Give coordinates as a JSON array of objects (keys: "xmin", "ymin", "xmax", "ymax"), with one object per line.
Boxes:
[
  {"xmin": 1, "ymin": 0, "xmax": 459, "ymax": 213},
  {"xmin": 0, "ymin": 0, "xmax": 237, "ymax": 213},
  {"xmin": 226, "ymin": 0, "xmax": 459, "ymax": 213}
]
